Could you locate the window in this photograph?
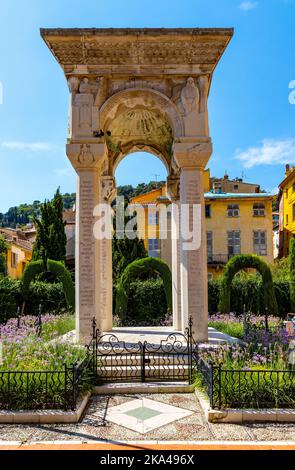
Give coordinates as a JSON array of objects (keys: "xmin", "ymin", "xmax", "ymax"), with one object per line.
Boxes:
[
  {"xmin": 253, "ymin": 203, "xmax": 265, "ymax": 217},
  {"xmin": 205, "ymin": 204, "xmax": 211, "ymax": 218},
  {"xmin": 253, "ymin": 230, "xmax": 267, "ymax": 256},
  {"xmin": 227, "ymin": 231, "xmax": 241, "ymax": 257},
  {"xmin": 234, "ymin": 184, "xmax": 239, "ymax": 191},
  {"xmin": 148, "ymin": 238, "xmax": 160, "ymax": 258},
  {"xmin": 227, "ymin": 204, "xmax": 239, "ymax": 217},
  {"xmin": 148, "ymin": 210, "xmax": 158, "ymax": 225},
  {"xmin": 206, "ymin": 231, "xmax": 213, "ymax": 261},
  {"xmin": 11, "ymin": 252, "xmax": 18, "ymax": 269}
]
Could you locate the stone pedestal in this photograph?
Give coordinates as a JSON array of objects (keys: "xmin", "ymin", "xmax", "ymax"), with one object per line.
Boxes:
[{"xmin": 174, "ymin": 141, "xmax": 212, "ymax": 341}]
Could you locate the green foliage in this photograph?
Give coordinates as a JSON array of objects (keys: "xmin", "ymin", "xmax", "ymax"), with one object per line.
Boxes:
[
  {"xmin": 208, "ymin": 319, "xmax": 244, "ymax": 340},
  {"xmin": 289, "ymin": 239, "xmax": 295, "ymax": 311},
  {"xmin": 115, "ymin": 257, "xmax": 172, "ymax": 320},
  {"xmin": 0, "ymin": 236, "xmax": 8, "ymax": 276},
  {"xmin": 209, "ymin": 277, "xmax": 289, "ymax": 317},
  {"xmin": 271, "ymin": 257, "xmax": 290, "ymax": 281},
  {"xmin": 33, "ymin": 188, "xmax": 67, "ymax": 264},
  {"xmin": 218, "ymin": 254, "xmax": 278, "ymax": 315},
  {"xmin": 22, "ymin": 260, "xmax": 44, "ymax": 297},
  {"xmin": 22, "ymin": 259, "xmax": 74, "ymax": 311},
  {"xmin": 0, "ymin": 278, "xmax": 68, "ymax": 323},
  {"xmin": 126, "ymin": 279, "xmax": 168, "ymax": 323},
  {"xmin": 47, "ymin": 259, "xmax": 75, "ymax": 310},
  {"xmin": 112, "ymin": 201, "xmax": 147, "ymax": 284}
]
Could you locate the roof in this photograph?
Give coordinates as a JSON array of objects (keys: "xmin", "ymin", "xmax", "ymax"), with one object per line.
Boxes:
[
  {"xmin": 279, "ymin": 168, "xmax": 295, "ymax": 189},
  {"xmin": 204, "ymin": 192, "xmax": 274, "ymax": 200}
]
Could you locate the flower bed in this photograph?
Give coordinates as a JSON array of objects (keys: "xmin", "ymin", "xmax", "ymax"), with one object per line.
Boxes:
[
  {"xmin": 0, "ymin": 314, "xmax": 92, "ymax": 410},
  {"xmin": 196, "ymin": 314, "xmax": 295, "ymax": 409}
]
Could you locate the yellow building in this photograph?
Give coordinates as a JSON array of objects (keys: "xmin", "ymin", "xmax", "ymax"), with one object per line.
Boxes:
[
  {"xmin": 130, "ymin": 186, "xmax": 171, "ymax": 266},
  {"xmin": 131, "ymin": 171, "xmax": 274, "ymax": 278},
  {"xmin": 7, "ymin": 239, "xmax": 33, "ymax": 279},
  {"xmin": 205, "ymin": 192, "xmax": 273, "ymax": 278},
  {"xmin": 278, "ymin": 164, "xmax": 295, "ymax": 257}
]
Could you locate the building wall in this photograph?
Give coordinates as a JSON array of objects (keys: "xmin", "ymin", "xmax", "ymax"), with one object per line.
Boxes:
[
  {"xmin": 7, "ymin": 244, "xmax": 32, "ymax": 279},
  {"xmin": 205, "ymin": 196, "xmax": 273, "ymax": 278}
]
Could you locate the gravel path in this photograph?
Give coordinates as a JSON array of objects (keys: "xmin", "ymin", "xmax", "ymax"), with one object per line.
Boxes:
[{"xmin": 0, "ymin": 393, "xmax": 294, "ymax": 443}]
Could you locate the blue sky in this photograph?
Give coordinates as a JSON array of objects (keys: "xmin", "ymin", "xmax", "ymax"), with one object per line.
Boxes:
[{"xmin": 0, "ymin": 0, "xmax": 294, "ymax": 212}]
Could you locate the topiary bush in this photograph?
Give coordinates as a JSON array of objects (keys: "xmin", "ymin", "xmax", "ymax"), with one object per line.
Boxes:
[
  {"xmin": 115, "ymin": 257, "xmax": 172, "ymax": 320},
  {"xmin": 218, "ymin": 254, "xmax": 278, "ymax": 315},
  {"xmin": 0, "ymin": 278, "xmax": 67, "ymax": 323},
  {"xmin": 22, "ymin": 259, "xmax": 75, "ymax": 311},
  {"xmin": 127, "ymin": 279, "xmax": 167, "ymax": 324}
]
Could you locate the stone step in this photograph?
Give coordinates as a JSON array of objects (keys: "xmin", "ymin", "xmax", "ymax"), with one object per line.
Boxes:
[
  {"xmin": 93, "ymin": 381, "xmax": 194, "ymax": 395},
  {"xmin": 96, "ymin": 364, "xmax": 190, "ymax": 379},
  {"xmin": 99, "ymin": 355, "xmax": 190, "ymax": 366}
]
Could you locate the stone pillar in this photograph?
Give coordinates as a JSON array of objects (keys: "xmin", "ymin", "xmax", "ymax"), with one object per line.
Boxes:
[
  {"xmin": 167, "ymin": 176, "xmax": 181, "ymax": 331},
  {"xmin": 66, "ymin": 142, "xmax": 112, "ymax": 340},
  {"xmin": 174, "ymin": 141, "xmax": 212, "ymax": 342}
]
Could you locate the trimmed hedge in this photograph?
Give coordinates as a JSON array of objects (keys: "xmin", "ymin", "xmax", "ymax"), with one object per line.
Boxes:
[
  {"xmin": 127, "ymin": 279, "xmax": 167, "ymax": 323},
  {"xmin": 22, "ymin": 259, "xmax": 75, "ymax": 311},
  {"xmin": 115, "ymin": 257, "xmax": 172, "ymax": 320},
  {"xmin": 0, "ymin": 278, "xmax": 67, "ymax": 323},
  {"xmin": 218, "ymin": 254, "xmax": 278, "ymax": 315},
  {"xmin": 209, "ymin": 278, "xmax": 290, "ymax": 318}
]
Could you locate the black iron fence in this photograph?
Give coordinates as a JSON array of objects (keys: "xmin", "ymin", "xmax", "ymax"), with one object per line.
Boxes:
[
  {"xmin": 195, "ymin": 353, "xmax": 295, "ymax": 409},
  {"xmin": 0, "ymin": 348, "xmax": 93, "ymax": 411},
  {"xmin": 91, "ymin": 317, "xmax": 194, "ymax": 384}
]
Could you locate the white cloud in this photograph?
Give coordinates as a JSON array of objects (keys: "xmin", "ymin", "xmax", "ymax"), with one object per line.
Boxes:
[
  {"xmin": 236, "ymin": 138, "xmax": 295, "ymax": 168},
  {"xmin": 1, "ymin": 141, "xmax": 54, "ymax": 151},
  {"xmin": 239, "ymin": 1, "xmax": 258, "ymax": 11}
]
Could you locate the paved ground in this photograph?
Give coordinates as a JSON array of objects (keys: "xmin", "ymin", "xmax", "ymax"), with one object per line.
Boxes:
[{"xmin": 0, "ymin": 393, "xmax": 294, "ymax": 443}]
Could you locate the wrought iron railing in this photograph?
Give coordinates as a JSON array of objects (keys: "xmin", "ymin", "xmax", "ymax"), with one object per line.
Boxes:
[
  {"xmin": 195, "ymin": 352, "xmax": 295, "ymax": 409},
  {"xmin": 0, "ymin": 347, "xmax": 93, "ymax": 411}
]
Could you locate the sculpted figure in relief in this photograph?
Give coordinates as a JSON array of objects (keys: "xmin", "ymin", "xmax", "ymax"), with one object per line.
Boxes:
[
  {"xmin": 78, "ymin": 144, "xmax": 94, "ymax": 166},
  {"xmin": 180, "ymin": 77, "xmax": 199, "ymax": 114}
]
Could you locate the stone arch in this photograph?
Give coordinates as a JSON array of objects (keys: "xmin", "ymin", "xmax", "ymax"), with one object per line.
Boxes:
[
  {"xmin": 218, "ymin": 254, "xmax": 278, "ymax": 314},
  {"xmin": 100, "ymin": 87, "xmax": 184, "ymax": 138},
  {"xmin": 115, "ymin": 257, "xmax": 172, "ymax": 320}
]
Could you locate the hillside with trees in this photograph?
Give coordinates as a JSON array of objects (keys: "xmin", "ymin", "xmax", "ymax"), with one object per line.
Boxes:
[{"xmin": 0, "ymin": 181, "xmax": 165, "ymax": 228}]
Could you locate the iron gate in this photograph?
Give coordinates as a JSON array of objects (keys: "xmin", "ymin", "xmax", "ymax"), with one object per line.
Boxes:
[{"xmin": 90, "ymin": 318, "xmax": 194, "ymax": 384}]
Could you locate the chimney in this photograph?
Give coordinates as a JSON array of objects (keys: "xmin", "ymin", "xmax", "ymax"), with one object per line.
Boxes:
[{"xmin": 286, "ymin": 164, "xmax": 290, "ymax": 176}]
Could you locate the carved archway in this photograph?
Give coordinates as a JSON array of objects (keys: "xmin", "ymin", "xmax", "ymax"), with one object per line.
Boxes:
[{"xmin": 41, "ymin": 27, "xmax": 233, "ymax": 340}]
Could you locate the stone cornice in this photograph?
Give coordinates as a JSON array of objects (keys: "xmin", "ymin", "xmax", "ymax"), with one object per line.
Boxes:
[
  {"xmin": 40, "ymin": 28, "xmax": 233, "ymax": 73},
  {"xmin": 66, "ymin": 143, "xmax": 107, "ymax": 172}
]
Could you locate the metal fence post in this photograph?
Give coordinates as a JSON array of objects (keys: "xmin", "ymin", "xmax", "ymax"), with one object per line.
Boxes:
[{"xmin": 141, "ymin": 342, "xmax": 146, "ymax": 382}]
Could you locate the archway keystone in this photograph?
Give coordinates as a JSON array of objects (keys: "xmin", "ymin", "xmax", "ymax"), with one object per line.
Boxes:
[{"xmin": 41, "ymin": 27, "xmax": 233, "ymax": 341}]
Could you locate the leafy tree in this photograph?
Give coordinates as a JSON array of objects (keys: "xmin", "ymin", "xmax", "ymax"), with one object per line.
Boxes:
[
  {"xmin": 0, "ymin": 235, "xmax": 7, "ymax": 276},
  {"xmin": 32, "ymin": 188, "xmax": 67, "ymax": 265},
  {"xmin": 112, "ymin": 202, "xmax": 147, "ymax": 285}
]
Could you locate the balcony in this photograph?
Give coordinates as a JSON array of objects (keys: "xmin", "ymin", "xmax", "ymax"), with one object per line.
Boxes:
[{"xmin": 207, "ymin": 254, "xmax": 230, "ymax": 265}]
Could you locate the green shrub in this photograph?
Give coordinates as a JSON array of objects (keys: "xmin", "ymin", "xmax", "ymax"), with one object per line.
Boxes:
[
  {"xmin": 218, "ymin": 254, "xmax": 278, "ymax": 315},
  {"xmin": 209, "ymin": 277, "xmax": 289, "ymax": 318},
  {"xmin": 127, "ymin": 279, "xmax": 167, "ymax": 323},
  {"xmin": 289, "ymin": 239, "xmax": 295, "ymax": 311},
  {"xmin": 115, "ymin": 257, "xmax": 172, "ymax": 319},
  {"xmin": 0, "ymin": 278, "xmax": 67, "ymax": 323}
]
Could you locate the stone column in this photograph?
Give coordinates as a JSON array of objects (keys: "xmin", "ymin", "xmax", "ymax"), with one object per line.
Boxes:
[
  {"xmin": 167, "ymin": 176, "xmax": 181, "ymax": 331},
  {"xmin": 174, "ymin": 141, "xmax": 212, "ymax": 342},
  {"xmin": 66, "ymin": 142, "xmax": 111, "ymax": 340}
]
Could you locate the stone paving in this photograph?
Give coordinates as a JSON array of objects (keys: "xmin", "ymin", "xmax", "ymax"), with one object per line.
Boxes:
[{"xmin": 0, "ymin": 393, "xmax": 294, "ymax": 443}]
